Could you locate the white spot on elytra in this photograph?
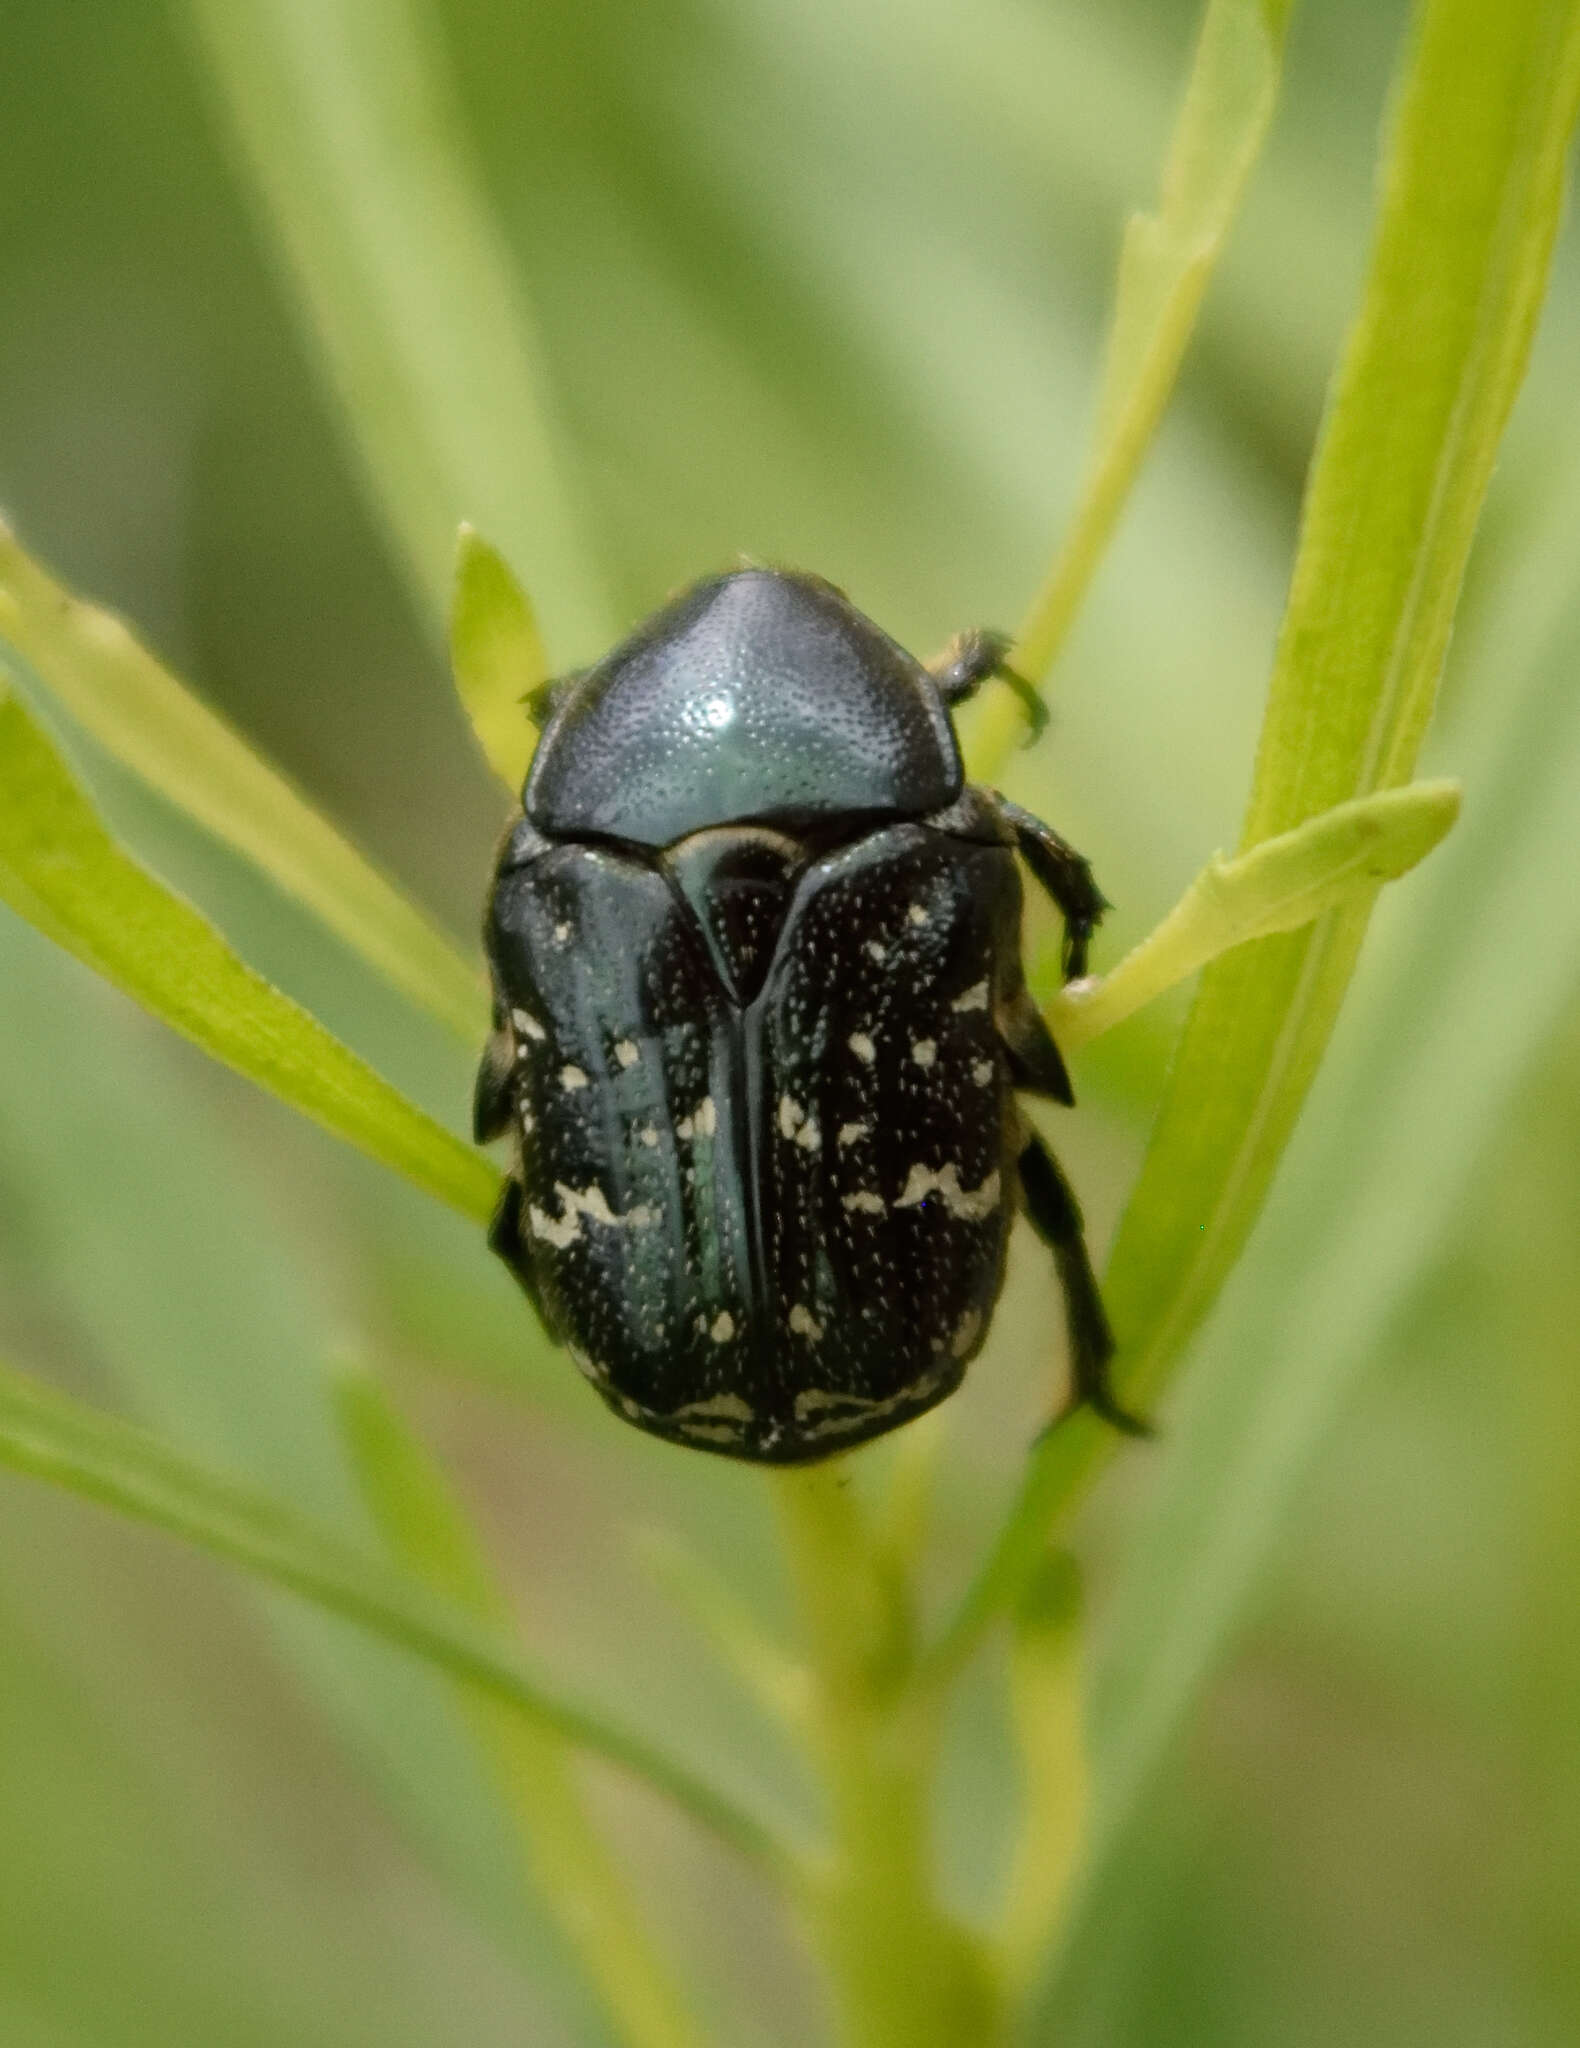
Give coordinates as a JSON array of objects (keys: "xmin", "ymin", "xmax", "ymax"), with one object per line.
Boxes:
[
  {"xmin": 527, "ymin": 1204, "xmax": 581, "ymax": 1249},
  {"xmin": 673, "ymin": 1391, "xmax": 753, "ymax": 1423},
  {"xmin": 842, "ymin": 1190, "xmax": 886, "ymax": 1215},
  {"xmin": 951, "ymin": 979, "xmax": 990, "ymax": 1013},
  {"xmin": 559, "ymin": 1064, "xmax": 589, "ymax": 1092},
  {"xmin": 893, "ymin": 1163, "xmax": 1002, "ymax": 1220},
  {"xmin": 950, "ymin": 1308, "xmax": 983, "ymax": 1359},
  {"xmin": 865, "ymin": 940, "xmax": 888, "ymax": 963},
  {"xmin": 789, "ymin": 1303, "xmax": 824, "ymax": 1341},
  {"xmin": 911, "ymin": 1038, "xmax": 937, "ymax": 1069},
  {"xmin": 677, "ymin": 1099, "xmax": 714, "ymax": 1141},
  {"xmin": 908, "ymin": 902, "xmax": 929, "ymax": 927},
  {"xmin": 710, "ymin": 1311, "xmax": 735, "ymax": 1343},
  {"xmin": 848, "ymin": 1031, "xmax": 876, "ymax": 1065},
  {"xmin": 637, "ymin": 1124, "xmax": 659, "ymax": 1147},
  {"xmin": 527, "ymin": 1181, "xmax": 656, "ymax": 1247},
  {"xmin": 837, "ymin": 1122, "xmax": 869, "ymax": 1148},
  {"xmin": 511, "ymin": 1008, "xmax": 546, "ymax": 1042},
  {"xmin": 971, "ymin": 1058, "xmax": 995, "ymax": 1087},
  {"xmin": 795, "ymin": 1388, "xmax": 868, "ymax": 1418},
  {"xmin": 777, "ymin": 1095, "xmax": 819, "ymax": 1149},
  {"xmin": 553, "ymin": 921, "xmax": 571, "ymax": 943},
  {"xmin": 614, "ymin": 1039, "xmax": 640, "ymax": 1068},
  {"xmin": 567, "ymin": 1345, "xmax": 607, "ymax": 1386},
  {"xmin": 519, "ymin": 1106, "xmax": 535, "ymax": 1134},
  {"xmin": 791, "ymin": 1371, "xmax": 947, "ymax": 1434}
]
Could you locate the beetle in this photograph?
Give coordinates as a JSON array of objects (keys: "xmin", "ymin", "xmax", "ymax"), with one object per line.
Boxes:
[{"xmin": 474, "ymin": 567, "xmax": 1142, "ymax": 1462}]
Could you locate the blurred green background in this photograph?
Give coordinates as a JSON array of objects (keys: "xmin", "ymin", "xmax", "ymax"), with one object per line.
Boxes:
[{"xmin": 2, "ymin": 1, "xmax": 1579, "ymax": 2042}]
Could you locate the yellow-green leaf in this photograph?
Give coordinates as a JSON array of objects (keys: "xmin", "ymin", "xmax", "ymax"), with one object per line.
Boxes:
[
  {"xmin": 1050, "ymin": 779, "xmax": 1461, "ymax": 1051},
  {"xmin": 0, "ymin": 682, "xmax": 499, "ymax": 1225},
  {"xmin": 449, "ymin": 525, "xmax": 547, "ymax": 795},
  {"xmin": 0, "ymin": 522, "xmax": 487, "ymax": 1042}
]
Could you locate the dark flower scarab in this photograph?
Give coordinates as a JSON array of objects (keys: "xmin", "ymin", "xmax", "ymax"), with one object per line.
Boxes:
[{"xmin": 474, "ymin": 568, "xmax": 1140, "ymax": 1462}]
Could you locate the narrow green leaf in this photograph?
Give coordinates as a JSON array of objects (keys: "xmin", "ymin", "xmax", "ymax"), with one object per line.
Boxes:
[
  {"xmin": 0, "ymin": 684, "xmax": 500, "ymax": 1226},
  {"xmin": 449, "ymin": 525, "xmax": 547, "ymax": 796},
  {"xmin": 960, "ymin": 0, "xmax": 1293, "ymax": 774},
  {"xmin": 1044, "ymin": 400, "xmax": 1580, "ymax": 2048},
  {"xmin": 179, "ymin": 0, "xmax": 613, "ymax": 659},
  {"xmin": 1105, "ymin": 0, "xmax": 1580, "ymax": 1415},
  {"xmin": 1050, "ymin": 780, "xmax": 1460, "ymax": 1051},
  {"xmin": 0, "ymin": 1351, "xmax": 801, "ymax": 1884},
  {"xmin": 0, "ymin": 523, "xmax": 487, "ymax": 1042},
  {"xmin": 940, "ymin": 0, "xmax": 1580, "ymax": 1675},
  {"xmin": 337, "ymin": 1374, "xmax": 707, "ymax": 2048}
]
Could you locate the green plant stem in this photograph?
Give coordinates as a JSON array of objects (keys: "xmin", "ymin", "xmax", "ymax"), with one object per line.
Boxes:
[
  {"xmin": 773, "ymin": 1467, "xmax": 1003, "ymax": 2048},
  {"xmin": 1000, "ymin": 1555, "xmax": 1088, "ymax": 1995},
  {"xmin": 933, "ymin": 0, "xmax": 1580, "ymax": 1684},
  {"xmin": 959, "ymin": 0, "xmax": 1292, "ymax": 776}
]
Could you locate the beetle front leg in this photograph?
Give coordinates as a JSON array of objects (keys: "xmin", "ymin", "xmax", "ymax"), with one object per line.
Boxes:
[
  {"xmin": 928, "ymin": 629, "xmax": 1050, "ymax": 742},
  {"xmin": 990, "ymin": 795, "xmax": 1108, "ymax": 981},
  {"xmin": 1016, "ymin": 1127, "xmax": 1148, "ymax": 1437}
]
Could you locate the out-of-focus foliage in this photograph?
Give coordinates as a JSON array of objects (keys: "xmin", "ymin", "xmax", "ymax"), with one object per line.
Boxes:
[{"xmin": 2, "ymin": 1, "xmax": 1579, "ymax": 2045}]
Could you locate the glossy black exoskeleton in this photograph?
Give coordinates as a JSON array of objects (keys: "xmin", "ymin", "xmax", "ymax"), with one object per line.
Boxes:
[{"xmin": 475, "ymin": 569, "xmax": 1139, "ymax": 1462}]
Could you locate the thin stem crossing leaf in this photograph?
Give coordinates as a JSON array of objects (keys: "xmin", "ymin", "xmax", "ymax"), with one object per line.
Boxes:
[
  {"xmin": 960, "ymin": 0, "xmax": 1294, "ymax": 776},
  {"xmin": 0, "ymin": 1351, "xmax": 803, "ymax": 1885},
  {"xmin": 180, "ymin": 0, "xmax": 613, "ymax": 658},
  {"xmin": 337, "ymin": 1374, "xmax": 708, "ymax": 2048}
]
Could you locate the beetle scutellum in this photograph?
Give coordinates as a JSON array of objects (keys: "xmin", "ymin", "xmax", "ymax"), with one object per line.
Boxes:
[{"xmin": 474, "ymin": 569, "xmax": 1142, "ymax": 1462}]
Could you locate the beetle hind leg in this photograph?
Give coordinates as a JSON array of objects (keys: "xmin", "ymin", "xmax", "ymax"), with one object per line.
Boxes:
[
  {"xmin": 473, "ymin": 1015, "xmax": 515, "ymax": 1143},
  {"xmin": 487, "ymin": 1177, "xmax": 562, "ymax": 1342},
  {"xmin": 1017, "ymin": 1128, "xmax": 1149, "ymax": 1437}
]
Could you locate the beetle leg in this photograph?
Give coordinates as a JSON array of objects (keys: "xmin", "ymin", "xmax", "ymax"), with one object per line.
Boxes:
[
  {"xmin": 487, "ymin": 1178, "xmax": 562, "ymax": 1341},
  {"xmin": 473, "ymin": 1014, "xmax": 515, "ymax": 1143},
  {"xmin": 997, "ymin": 985, "xmax": 1075, "ymax": 1105},
  {"xmin": 1016, "ymin": 1128, "xmax": 1149, "ymax": 1436},
  {"xmin": 990, "ymin": 795, "xmax": 1108, "ymax": 981},
  {"xmin": 929, "ymin": 628, "xmax": 1050, "ymax": 742}
]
